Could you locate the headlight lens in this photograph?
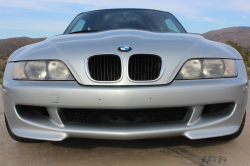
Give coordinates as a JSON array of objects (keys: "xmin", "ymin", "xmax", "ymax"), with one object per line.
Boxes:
[
  {"xmin": 223, "ymin": 59, "xmax": 237, "ymax": 76},
  {"xmin": 180, "ymin": 60, "xmax": 202, "ymax": 79},
  {"xmin": 176, "ymin": 59, "xmax": 237, "ymax": 79},
  {"xmin": 25, "ymin": 62, "xmax": 47, "ymax": 79},
  {"xmin": 203, "ymin": 59, "xmax": 224, "ymax": 78},
  {"xmin": 48, "ymin": 61, "xmax": 70, "ymax": 80},
  {"xmin": 12, "ymin": 61, "xmax": 74, "ymax": 80}
]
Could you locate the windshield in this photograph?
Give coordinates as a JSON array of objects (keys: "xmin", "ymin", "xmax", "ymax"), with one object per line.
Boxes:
[{"xmin": 64, "ymin": 9, "xmax": 186, "ymax": 34}]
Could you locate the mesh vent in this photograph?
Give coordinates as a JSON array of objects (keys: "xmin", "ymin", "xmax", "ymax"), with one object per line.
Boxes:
[
  {"xmin": 63, "ymin": 107, "xmax": 188, "ymax": 125},
  {"xmin": 128, "ymin": 54, "xmax": 162, "ymax": 81},
  {"xmin": 88, "ymin": 55, "xmax": 122, "ymax": 81}
]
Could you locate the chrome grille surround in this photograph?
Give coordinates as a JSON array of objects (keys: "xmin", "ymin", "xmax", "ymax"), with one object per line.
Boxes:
[
  {"xmin": 127, "ymin": 54, "xmax": 165, "ymax": 82},
  {"xmin": 85, "ymin": 54, "xmax": 123, "ymax": 82}
]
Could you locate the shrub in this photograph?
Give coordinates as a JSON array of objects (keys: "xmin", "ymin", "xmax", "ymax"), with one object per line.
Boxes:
[
  {"xmin": 226, "ymin": 41, "xmax": 250, "ymax": 78},
  {"xmin": 247, "ymin": 61, "xmax": 250, "ymax": 67}
]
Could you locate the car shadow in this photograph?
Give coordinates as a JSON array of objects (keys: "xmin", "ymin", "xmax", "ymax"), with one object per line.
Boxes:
[{"xmin": 50, "ymin": 136, "xmax": 230, "ymax": 150}]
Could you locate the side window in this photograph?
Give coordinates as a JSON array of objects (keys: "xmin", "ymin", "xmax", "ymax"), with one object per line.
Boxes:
[
  {"xmin": 71, "ymin": 19, "xmax": 85, "ymax": 32},
  {"xmin": 165, "ymin": 19, "xmax": 180, "ymax": 33}
]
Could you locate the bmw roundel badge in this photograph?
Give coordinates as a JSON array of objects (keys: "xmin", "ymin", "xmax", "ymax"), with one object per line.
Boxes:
[{"xmin": 118, "ymin": 46, "xmax": 132, "ymax": 52}]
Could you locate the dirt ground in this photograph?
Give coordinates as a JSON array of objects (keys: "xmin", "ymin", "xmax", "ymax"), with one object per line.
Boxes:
[{"xmin": 0, "ymin": 88, "xmax": 249, "ymax": 166}]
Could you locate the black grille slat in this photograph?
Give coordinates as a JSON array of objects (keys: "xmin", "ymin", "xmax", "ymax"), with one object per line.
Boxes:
[
  {"xmin": 93, "ymin": 56, "xmax": 95, "ymax": 79},
  {"xmin": 116, "ymin": 55, "xmax": 119, "ymax": 80},
  {"xmin": 158, "ymin": 57, "xmax": 161, "ymax": 74},
  {"xmin": 103, "ymin": 56, "xmax": 105, "ymax": 80},
  {"xmin": 96, "ymin": 56, "xmax": 99, "ymax": 80},
  {"xmin": 64, "ymin": 107, "xmax": 188, "ymax": 125},
  {"xmin": 88, "ymin": 55, "xmax": 121, "ymax": 81},
  {"xmin": 128, "ymin": 54, "xmax": 162, "ymax": 81},
  {"xmin": 110, "ymin": 55, "xmax": 112, "ymax": 81},
  {"xmin": 153, "ymin": 56, "xmax": 156, "ymax": 79}
]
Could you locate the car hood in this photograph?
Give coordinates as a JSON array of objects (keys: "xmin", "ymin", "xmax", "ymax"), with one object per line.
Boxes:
[{"xmin": 9, "ymin": 30, "xmax": 242, "ymax": 85}]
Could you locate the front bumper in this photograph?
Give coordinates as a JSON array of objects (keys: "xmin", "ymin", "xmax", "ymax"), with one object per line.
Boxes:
[{"xmin": 2, "ymin": 60, "xmax": 248, "ymax": 141}]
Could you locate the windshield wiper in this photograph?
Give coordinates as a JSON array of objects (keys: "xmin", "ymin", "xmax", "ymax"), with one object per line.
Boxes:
[{"xmin": 69, "ymin": 30, "xmax": 99, "ymax": 34}]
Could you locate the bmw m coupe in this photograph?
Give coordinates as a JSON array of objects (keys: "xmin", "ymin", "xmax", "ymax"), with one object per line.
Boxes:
[{"xmin": 3, "ymin": 9, "xmax": 248, "ymax": 143}]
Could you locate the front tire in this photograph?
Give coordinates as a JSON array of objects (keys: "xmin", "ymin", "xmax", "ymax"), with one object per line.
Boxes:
[
  {"xmin": 5, "ymin": 114, "xmax": 45, "ymax": 143},
  {"xmin": 213, "ymin": 112, "xmax": 246, "ymax": 140}
]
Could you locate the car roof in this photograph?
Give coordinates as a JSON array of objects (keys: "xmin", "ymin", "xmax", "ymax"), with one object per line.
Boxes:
[{"xmin": 79, "ymin": 8, "xmax": 171, "ymax": 15}]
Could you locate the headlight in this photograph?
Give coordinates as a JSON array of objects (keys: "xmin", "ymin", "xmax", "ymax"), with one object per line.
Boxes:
[
  {"xmin": 12, "ymin": 61, "xmax": 74, "ymax": 80},
  {"xmin": 176, "ymin": 59, "xmax": 237, "ymax": 79},
  {"xmin": 48, "ymin": 61, "xmax": 70, "ymax": 80},
  {"xmin": 203, "ymin": 59, "xmax": 224, "ymax": 78},
  {"xmin": 180, "ymin": 60, "xmax": 202, "ymax": 79},
  {"xmin": 25, "ymin": 61, "xmax": 47, "ymax": 80}
]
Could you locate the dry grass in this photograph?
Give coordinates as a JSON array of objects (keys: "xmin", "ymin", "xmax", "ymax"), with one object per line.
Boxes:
[{"xmin": 0, "ymin": 56, "xmax": 9, "ymax": 84}]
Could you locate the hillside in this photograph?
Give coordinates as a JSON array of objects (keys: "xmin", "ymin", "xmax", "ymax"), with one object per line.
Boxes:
[
  {"xmin": 0, "ymin": 37, "xmax": 46, "ymax": 56},
  {"xmin": 0, "ymin": 27, "xmax": 250, "ymax": 56},
  {"xmin": 202, "ymin": 27, "xmax": 250, "ymax": 48}
]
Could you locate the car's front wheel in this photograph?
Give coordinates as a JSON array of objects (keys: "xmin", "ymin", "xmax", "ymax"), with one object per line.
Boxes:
[
  {"xmin": 213, "ymin": 112, "xmax": 246, "ymax": 140},
  {"xmin": 5, "ymin": 114, "xmax": 45, "ymax": 143}
]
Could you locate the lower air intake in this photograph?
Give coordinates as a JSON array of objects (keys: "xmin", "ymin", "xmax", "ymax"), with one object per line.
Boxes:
[
  {"xmin": 16, "ymin": 105, "xmax": 49, "ymax": 117},
  {"xmin": 202, "ymin": 103, "xmax": 234, "ymax": 115},
  {"xmin": 63, "ymin": 107, "xmax": 188, "ymax": 125}
]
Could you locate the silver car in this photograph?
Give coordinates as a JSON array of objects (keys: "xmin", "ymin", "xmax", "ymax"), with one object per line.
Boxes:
[{"xmin": 3, "ymin": 9, "xmax": 248, "ymax": 143}]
